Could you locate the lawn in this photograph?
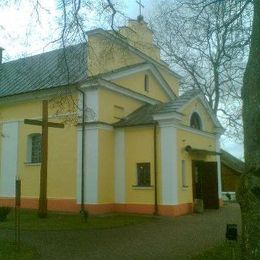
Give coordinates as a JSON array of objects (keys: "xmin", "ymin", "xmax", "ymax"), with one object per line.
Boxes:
[
  {"xmin": 0, "ymin": 208, "xmax": 156, "ymax": 231},
  {"xmin": 193, "ymin": 241, "xmax": 241, "ymax": 259},
  {"xmin": 0, "ymin": 241, "xmax": 39, "ymax": 260},
  {"xmin": 0, "ymin": 209, "xmax": 156, "ymax": 259}
]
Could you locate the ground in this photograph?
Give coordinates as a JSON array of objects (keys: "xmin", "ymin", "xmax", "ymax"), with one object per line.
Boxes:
[{"xmin": 0, "ymin": 203, "xmax": 240, "ymax": 259}]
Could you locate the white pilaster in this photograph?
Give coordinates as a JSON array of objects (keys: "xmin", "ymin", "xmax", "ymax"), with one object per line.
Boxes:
[
  {"xmin": 160, "ymin": 124, "xmax": 178, "ymax": 205},
  {"xmin": 216, "ymin": 135, "xmax": 222, "ymax": 199},
  {"xmin": 0, "ymin": 122, "xmax": 19, "ymax": 197},
  {"xmin": 114, "ymin": 129, "xmax": 125, "ymax": 203},
  {"xmin": 76, "ymin": 127, "xmax": 99, "ymax": 204}
]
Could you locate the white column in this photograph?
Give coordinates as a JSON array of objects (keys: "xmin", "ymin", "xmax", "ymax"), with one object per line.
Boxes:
[
  {"xmin": 160, "ymin": 124, "xmax": 178, "ymax": 205},
  {"xmin": 76, "ymin": 127, "xmax": 99, "ymax": 204},
  {"xmin": 216, "ymin": 134, "xmax": 222, "ymax": 199},
  {"xmin": 0, "ymin": 122, "xmax": 19, "ymax": 197},
  {"xmin": 114, "ymin": 129, "xmax": 125, "ymax": 203}
]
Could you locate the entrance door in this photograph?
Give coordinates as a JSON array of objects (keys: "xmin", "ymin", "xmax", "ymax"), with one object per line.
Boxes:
[{"xmin": 192, "ymin": 161, "xmax": 219, "ymax": 209}]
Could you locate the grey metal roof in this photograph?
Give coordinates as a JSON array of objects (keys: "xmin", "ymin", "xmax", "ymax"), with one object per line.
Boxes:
[
  {"xmin": 221, "ymin": 149, "xmax": 244, "ymax": 174},
  {"xmin": 0, "ymin": 43, "xmax": 87, "ymax": 98},
  {"xmin": 114, "ymin": 90, "xmax": 201, "ymax": 127},
  {"xmin": 114, "ymin": 103, "xmax": 161, "ymax": 127},
  {"xmin": 155, "ymin": 89, "xmax": 201, "ymax": 114}
]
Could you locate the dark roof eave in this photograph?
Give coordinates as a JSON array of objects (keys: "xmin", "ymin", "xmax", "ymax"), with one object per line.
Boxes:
[{"xmin": 0, "ymin": 79, "xmax": 89, "ymax": 100}]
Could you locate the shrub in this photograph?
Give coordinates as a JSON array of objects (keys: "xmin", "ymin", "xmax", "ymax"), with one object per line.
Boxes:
[{"xmin": 0, "ymin": 207, "xmax": 11, "ymax": 222}]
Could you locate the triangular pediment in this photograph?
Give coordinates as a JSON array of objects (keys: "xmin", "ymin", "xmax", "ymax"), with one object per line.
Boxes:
[
  {"xmin": 153, "ymin": 90, "xmax": 223, "ymax": 134},
  {"xmin": 100, "ymin": 63, "xmax": 177, "ymax": 102}
]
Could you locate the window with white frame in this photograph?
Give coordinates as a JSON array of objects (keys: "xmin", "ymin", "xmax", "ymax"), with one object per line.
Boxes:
[
  {"xmin": 137, "ymin": 163, "xmax": 151, "ymax": 187},
  {"xmin": 28, "ymin": 133, "xmax": 42, "ymax": 163}
]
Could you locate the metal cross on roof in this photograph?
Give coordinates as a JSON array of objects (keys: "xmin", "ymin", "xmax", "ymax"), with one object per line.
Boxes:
[{"xmin": 136, "ymin": 0, "xmax": 144, "ymax": 16}]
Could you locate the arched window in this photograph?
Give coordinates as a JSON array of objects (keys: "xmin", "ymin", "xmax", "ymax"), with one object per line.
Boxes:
[
  {"xmin": 27, "ymin": 133, "xmax": 42, "ymax": 163},
  {"xmin": 190, "ymin": 112, "xmax": 202, "ymax": 130}
]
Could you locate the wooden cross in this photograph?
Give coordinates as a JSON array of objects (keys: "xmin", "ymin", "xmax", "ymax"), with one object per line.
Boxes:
[
  {"xmin": 24, "ymin": 100, "xmax": 64, "ymax": 218},
  {"xmin": 136, "ymin": 0, "xmax": 144, "ymax": 16}
]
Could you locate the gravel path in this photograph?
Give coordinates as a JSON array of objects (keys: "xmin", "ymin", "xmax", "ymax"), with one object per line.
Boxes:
[{"xmin": 0, "ymin": 203, "xmax": 241, "ymax": 259}]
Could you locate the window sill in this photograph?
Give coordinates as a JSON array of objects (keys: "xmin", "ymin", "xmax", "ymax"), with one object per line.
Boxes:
[
  {"xmin": 132, "ymin": 185, "xmax": 154, "ymax": 190},
  {"xmin": 182, "ymin": 186, "xmax": 189, "ymax": 191},
  {"xmin": 24, "ymin": 162, "xmax": 41, "ymax": 166}
]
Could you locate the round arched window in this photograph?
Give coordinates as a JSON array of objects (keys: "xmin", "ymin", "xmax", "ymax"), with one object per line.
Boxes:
[{"xmin": 190, "ymin": 112, "xmax": 202, "ymax": 130}]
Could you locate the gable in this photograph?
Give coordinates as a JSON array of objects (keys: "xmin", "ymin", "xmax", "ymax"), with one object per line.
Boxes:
[
  {"xmin": 111, "ymin": 70, "xmax": 170, "ymax": 103},
  {"xmin": 180, "ymin": 98, "xmax": 218, "ymax": 133},
  {"xmin": 99, "ymin": 62, "xmax": 177, "ymax": 102}
]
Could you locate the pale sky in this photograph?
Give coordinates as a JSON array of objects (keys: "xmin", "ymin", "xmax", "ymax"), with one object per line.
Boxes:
[{"xmin": 0, "ymin": 0, "xmax": 244, "ymax": 159}]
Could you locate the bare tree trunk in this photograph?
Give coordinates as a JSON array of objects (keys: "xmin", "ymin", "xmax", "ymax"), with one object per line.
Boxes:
[{"xmin": 238, "ymin": 0, "xmax": 260, "ymax": 258}]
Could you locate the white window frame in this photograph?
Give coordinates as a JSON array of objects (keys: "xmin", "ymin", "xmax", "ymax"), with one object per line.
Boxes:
[{"xmin": 27, "ymin": 133, "xmax": 42, "ymax": 164}]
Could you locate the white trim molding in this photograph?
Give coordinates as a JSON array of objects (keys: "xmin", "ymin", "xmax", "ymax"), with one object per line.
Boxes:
[
  {"xmin": 114, "ymin": 129, "xmax": 126, "ymax": 203},
  {"xmin": 153, "ymin": 111, "xmax": 183, "ymax": 122},
  {"xmin": 0, "ymin": 121, "xmax": 19, "ymax": 197}
]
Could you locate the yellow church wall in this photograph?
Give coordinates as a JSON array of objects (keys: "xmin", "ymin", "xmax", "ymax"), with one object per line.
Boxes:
[
  {"xmin": 98, "ymin": 129, "xmax": 115, "ymax": 204},
  {"xmin": 0, "ymin": 101, "xmax": 42, "ymax": 121},
  {"xmin": 18, "ymin": 124, "xmax": 41, "ymax": 198},
  {"xmin": 112, "ymin": 71, "xmax": 170, "ymax": 103},
  {"xmin": 177, "ymin": 129, "xmax": 217, "ymax": 204},
  {"xmin": 87, "ymin": 34, "xmax": 144, "ymax": 76},
  {"xmin": 158, "ymin": 68, "xmax": 179, "ymax": 97},
  {"xmin": 98, "ymin": 88, "xmax": 143, "ymax": 124},
  {"xmin": 17, "ymin": 124, "xmax": 77, "ymax": 199},
  {"xmin": 181, "ymin": 99, "xmax": 215, "ymax": 133},
  {"xmin": 0, "ymin": 97, "xmax": 78, "ymax": 200},
  {"xmin": 124, "ymin": 126, "xmax": 155, "ymax": 204}
]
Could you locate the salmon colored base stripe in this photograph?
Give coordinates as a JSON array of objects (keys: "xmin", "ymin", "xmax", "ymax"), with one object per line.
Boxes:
[
  {"xmin": 0, "ymin": 197, "xmax": 194, "ymax": 216},
  {"xmin": 158, "ymin": 203, "xmax": 193, "ymax": 217}
]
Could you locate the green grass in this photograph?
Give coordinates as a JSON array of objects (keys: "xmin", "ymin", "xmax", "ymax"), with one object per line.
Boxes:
[
  {"xmin": 0, "ymin": 241, "xmax": 39, "ymax": 260},
  {"xmin": 0, "ymin": 209, "xmax": 156, "ymax": 231},
  {"xmin": 192, "ymin": 241, "xmax": 241, "ymax": 259}
]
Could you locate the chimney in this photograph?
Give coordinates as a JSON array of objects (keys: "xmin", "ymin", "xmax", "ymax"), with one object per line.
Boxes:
[{"xmin": 0, "ymin": 47, "xmax": 4, "ymax": 64}]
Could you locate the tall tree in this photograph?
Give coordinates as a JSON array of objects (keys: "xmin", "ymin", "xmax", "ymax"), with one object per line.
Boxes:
[
  {"xmin": 238, "ymin": 0, "xmax": 260, "ymax": 258},
  {"xmin": 150, "ymin": 0, "xmax": 252, "ymax": 140}
]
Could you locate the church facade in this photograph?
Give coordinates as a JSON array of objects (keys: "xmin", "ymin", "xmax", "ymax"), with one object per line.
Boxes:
[{"xmin": 0, "ymin": 18, "xmax": 223, "ymax": 216}]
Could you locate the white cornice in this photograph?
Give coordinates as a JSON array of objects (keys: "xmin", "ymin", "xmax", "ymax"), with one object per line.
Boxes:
[
  {"xmin": 153, "ymin": 111, "xmax": 183, "ymax": 122},
  {"xmin": 77, "ymin": 122, "xmax": 113, "ymax": 131}
]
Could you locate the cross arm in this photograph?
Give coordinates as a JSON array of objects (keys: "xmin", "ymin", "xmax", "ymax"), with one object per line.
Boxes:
[{"xmin": 24, "ymin": 119, "xmax": 64, "ymax": 128}]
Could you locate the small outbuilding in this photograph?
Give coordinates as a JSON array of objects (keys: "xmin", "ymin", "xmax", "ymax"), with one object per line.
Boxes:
[{"xmin": 221, "ymin": 149, "xmax": 244, "ymax": 201}]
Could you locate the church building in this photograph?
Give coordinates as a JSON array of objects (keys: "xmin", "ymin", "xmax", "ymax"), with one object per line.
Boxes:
[{"xmin": 0, "ymin": 16, "xmax": 224, "ymax": 216}]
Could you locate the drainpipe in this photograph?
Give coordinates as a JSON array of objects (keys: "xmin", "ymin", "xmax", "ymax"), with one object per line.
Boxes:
[
  {"xmin": 77, "ymin": 88, "xmax": 87, "ymax": 217},
  {"xmin": 153, "ymin": 123, "xmax": 158, "ymax": 215}
]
